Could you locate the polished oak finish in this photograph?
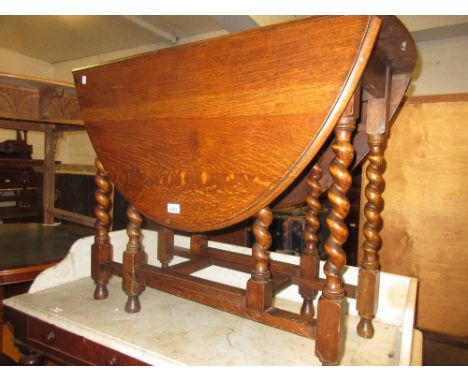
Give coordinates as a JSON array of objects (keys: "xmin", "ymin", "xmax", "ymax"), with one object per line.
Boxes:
[
  {"xmin": 74, "ymin": 16, "xmax": 381, "ymax": 232},
  {"xmin": 360, "ymin": 94, "xmax": 468, "ymax": 339},
  {"xmin": 356, "ymin": 65, "xmax": 392, "ymax": 338},
  {"xmin": 157, "ymin": 227, "xmax": 174, "ymax": 269},
  {"xmin": 75, "ymin": 16, "xmax": 416, "ymax": 366},
  {"xmin": 272, "ymin": 16, "xmax": 415, "ymax": 210},
  {"xmin": 245, "ymin": 207, "xmax": 274, "ymax": 312},
  {"xmin": 122, "ymin": 206, "xmax": 146, "ymax": 313},
  {"xmin": 357, "ymin": 134, "xmax": 385, "ymax": 338},
  {"xmin": 316, "ymin": 104, "xmax": 357, "ymax": 365},
  {"xmin": 92, "ymin": 158, "xmax": 113, "ymax": 300},
  {"xmin": 299, "ymin": 163, "xmax": 322, "ymax": 320}
]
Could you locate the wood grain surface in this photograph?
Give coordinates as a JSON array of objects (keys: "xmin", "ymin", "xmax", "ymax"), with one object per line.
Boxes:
[{"xmin": 74, "ymin": 16, "xmax": 381, "ymax": 232}]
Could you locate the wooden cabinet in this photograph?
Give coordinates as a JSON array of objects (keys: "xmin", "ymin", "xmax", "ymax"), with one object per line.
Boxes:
[{"xmin": 0, "ymin": 131, "xmax": 42, "ymax": 220}]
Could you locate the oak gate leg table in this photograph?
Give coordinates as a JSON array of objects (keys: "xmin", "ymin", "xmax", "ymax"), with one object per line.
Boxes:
[{"xmin": 73, "ymin": 15, "xmax": 416, "ymax": 366}]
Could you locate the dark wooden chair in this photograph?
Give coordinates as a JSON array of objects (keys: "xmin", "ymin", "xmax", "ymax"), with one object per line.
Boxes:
[{"xmin": 73, "ymin": 16, "xmax": 416, "ymax": 365}]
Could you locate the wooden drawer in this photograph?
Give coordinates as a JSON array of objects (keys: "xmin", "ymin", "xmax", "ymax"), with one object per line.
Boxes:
[
  {"xmin": 27, "ymin": 317, "xmax": 148, "ymax": 366},
  {"xmin": 0, "ymin": 171, "xmax": 40, "ymax": 190},
  {"xmin": 0, "ymin": 173, "xmax": 27, "ymax": 189}
]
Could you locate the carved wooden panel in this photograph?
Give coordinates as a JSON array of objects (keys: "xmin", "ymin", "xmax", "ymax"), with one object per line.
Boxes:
[
  {"xmin": 0, "ymin": 81, "xmax": 82, "ymax": 122},
  {"xmin": 0, "ymin": 84, "xmax": 39, "ymax": 119},
  {"xmin": 48, "ymin": 94, "xmax": 81, "ymax": 120}
]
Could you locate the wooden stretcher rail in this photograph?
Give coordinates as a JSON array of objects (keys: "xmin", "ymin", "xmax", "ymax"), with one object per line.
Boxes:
[
  {"xmin": 136, "ymin": 264, "xmax": 316, "ymax": 339},
  {"xmin": 47, "ymin": 208, "xmax": 96, "ymax": 228},
  {"xmin": 0, "ymin": 112, "xmax": 84, "ymax": 128},
  {"xmin": 167, "ymin": 257, "xmax": 212, "ymax": 274}
]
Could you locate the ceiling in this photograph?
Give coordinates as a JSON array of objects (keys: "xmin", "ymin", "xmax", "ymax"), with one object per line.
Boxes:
[
  {"xmin": 0, "ymin": 15, "xmax": 227, "ymax": 63},
  {"xmin": 0, "ymin": 15, "xmax": 468, "ymax": 64}
]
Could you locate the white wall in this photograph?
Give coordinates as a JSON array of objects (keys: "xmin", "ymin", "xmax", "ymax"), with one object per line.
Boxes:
[
  {"xmin": 409, "ymin": 34, "xmax": 468, "ymax": 96},
  {"xmin": 0, "ymin": 47, "xmax": 53, "ymax": 78}
]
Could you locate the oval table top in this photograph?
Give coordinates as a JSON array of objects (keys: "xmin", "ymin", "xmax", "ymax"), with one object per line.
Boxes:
[{"xmin": 73, "ymin": 16, "xmax": 410, "ymax": 232}]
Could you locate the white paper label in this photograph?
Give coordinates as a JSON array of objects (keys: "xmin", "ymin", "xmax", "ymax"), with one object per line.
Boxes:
[
  {"xmin": 167, "ymin": 203, "xmax": 180, "ymax": 214},
  {"xmin": 81, "ymin": 75, "xmax": 87, "ymax": 85}
]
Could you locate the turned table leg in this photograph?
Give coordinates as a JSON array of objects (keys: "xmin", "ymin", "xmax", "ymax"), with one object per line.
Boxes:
[
  {"xmin": 158, "ymin": 227, "xmax": 174, "ymax": 269},
  {"xmin": 245, "ymin": 207, "xmax": 273, "ymax": 312},
  {"xmin": 190, "ymin": 234, "xmax": 208, "ymax": 257},
  {"xmin": 356, "ymin": 133, "xmax": 386, "ymax": 338},
  {"xmin": 299, "ymin": 163, "xmax": 322, "ymax": 319},
  {"xmin": 92, "ymin": 158, "xmax": 113, "ymax": 300},
  {"xmin": 123, "ymin": 205, "xmax": 146, "ymax": 313},
  {"xmin": 315, "ymin": 113, "xmax": 356, "ymax": 366}
]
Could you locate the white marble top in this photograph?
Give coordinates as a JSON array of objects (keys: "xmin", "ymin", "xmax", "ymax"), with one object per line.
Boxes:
[
  {"xmin": 6, "ymin": 276, "xmax": 403, "ymax": 366},
  {"xmin": 4, "ymin": 229, "xmax": 419, "ymax": 365}
]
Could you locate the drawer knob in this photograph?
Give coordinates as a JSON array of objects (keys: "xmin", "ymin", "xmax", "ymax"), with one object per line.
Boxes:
[
  {"xmin": 107, "ymin": 357, "xmax": 118, "ymax": 366},
  {"xmin": 44, "ymin": 331, "xmax": 56, "ymax": 344}
]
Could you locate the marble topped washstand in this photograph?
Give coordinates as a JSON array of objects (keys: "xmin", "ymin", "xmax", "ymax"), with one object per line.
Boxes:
[{"xmin": 4, "ymin": 229, "xmax": 421, "ymax": 366}]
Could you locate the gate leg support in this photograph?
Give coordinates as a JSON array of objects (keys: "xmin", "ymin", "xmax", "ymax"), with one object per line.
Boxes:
[
  {"xmin": 357, "ymin": 133, "xmax": 386, "ymax": 338},
  {"xmin": 315, "ymin": 112, "xmax": 356, "ymax": 366}
]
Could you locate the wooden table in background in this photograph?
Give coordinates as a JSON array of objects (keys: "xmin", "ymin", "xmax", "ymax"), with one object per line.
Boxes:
[{"xmin": 0, "ymin": 223, "xmax": 93, "ymax": 364}]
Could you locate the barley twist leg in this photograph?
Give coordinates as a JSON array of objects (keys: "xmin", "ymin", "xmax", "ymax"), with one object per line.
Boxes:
[
  {"xmin": 315, "ymin": 115, "xmax": 356, "ymax": 366},
  {"xmin": 299, "ymin": 163, "xmax": 322, "ymax": 319},
  {"xmin": 246, "ymin": 207, "xmax": 274, "ymax": 312},
  {"xmin": 123, "ymin": 205, "xmax": 146, "ymax": 313},
  {"xmin": 92, "ymin": 158, "xmax": 113, "ymax": 300},
  {"xmin": 357, "ymin": 134, "xmax": 385, "ymax": 338}
]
